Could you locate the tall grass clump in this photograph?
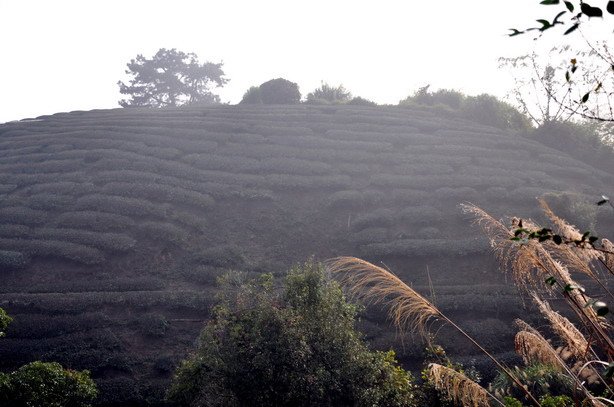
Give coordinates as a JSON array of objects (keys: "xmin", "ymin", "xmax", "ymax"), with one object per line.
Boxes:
[{"xmin": 327, "ymin": 198, "xmax": 614, "ymax": 406}]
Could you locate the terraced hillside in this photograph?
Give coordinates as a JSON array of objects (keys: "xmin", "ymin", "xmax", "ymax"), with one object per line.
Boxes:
[{"xmin": 0, "ymin": 105, "xmax": 611, "ymax": 406}]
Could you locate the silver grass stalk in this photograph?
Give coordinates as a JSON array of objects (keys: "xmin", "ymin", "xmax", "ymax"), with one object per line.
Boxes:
[{"xmin": 428, "ymin": 363, "xmax": 502, "ymax": 407}]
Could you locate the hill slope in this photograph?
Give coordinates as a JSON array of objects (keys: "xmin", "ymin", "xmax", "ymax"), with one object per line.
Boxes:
[{"xmin": 0, "ymin": 105, "xmax": 611, "ymax": 405}]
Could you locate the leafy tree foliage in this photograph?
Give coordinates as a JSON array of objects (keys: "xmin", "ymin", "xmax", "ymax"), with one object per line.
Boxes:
[
  {"xmin": 118, "ymin": 48, "xmax": 227, "ymax": 108},
  {"xmin": 258, "ymin": 78, "xmax": 301, "ymax": 104},
  {"xmin": 0, "ymin": 361, "xmax": 98, "ymax": 407},
  {"xmin": 306, "ymin": 82, "xmax": 352, "ymax": 104},
  {"xmin": 168, "ymin": 261, "xmax": 417, "ymax": 407}
]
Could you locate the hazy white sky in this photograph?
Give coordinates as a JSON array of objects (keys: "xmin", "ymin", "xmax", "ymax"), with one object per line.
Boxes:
[{"xmin": 0, "ymin": 0, "xmax": 607, "ymax": 123}]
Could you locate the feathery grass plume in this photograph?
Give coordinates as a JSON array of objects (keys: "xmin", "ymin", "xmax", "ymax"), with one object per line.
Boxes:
[
  {"xmin": 603, "ymin": 239, "xmax": 614, "ymax": 271},
  {"xmin": 328, "ymin": 256, "xmax": 543, "ymax": 407},
  {"xmin": 463, "ymin": 204, "xmax": 603, "ymax": 321},
  {"xmin": 462, "ymin": 203, "xmax": 566, "ymax": 289},
  {"xmin": 539, "ymin": 198, "xmax": 584, "ymax": 243},
  {"xmin": 427, "ymin": 363, "xmax": 497, "ymax": 407},
  {"xmin": 539, "ymin": 198, "xmax": 600, "ymax": 277},
  {"xmin": 325, "ymin": 256, "xmax": 439, "ymax": 338},
  {"xmin": 515, "ymin": 330, "xmax": 567, "ymax": 372},
  {"xmin": 531, "ymin": 293, "xmax": 590, "ymax": 359},
  {"xmin": 460, "ymin": 203, "xmax": 513, "ymax": 258}
]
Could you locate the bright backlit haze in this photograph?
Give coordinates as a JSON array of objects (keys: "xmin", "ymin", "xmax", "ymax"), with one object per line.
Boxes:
[{"xmin": 0, "ymin": 0, "xmax": 606, "ymax": 123}]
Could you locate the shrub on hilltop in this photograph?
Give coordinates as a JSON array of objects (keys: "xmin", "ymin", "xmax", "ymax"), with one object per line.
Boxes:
[
  {"xmin": 257, "ymin": 78, "xmax": 301, "ymax": 104},
  {"xmin": 400, "ymin": 86, "xmax": 532, "ymax": 131},
  {"xmin": 306, "ymin": 82, "xmax": 352, "ymax": 104}
]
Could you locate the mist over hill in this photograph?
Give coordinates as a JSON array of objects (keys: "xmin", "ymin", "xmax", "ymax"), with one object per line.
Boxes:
[{"xmin": 0, "ymin": 104, "xmax": 611, "ymax": 405}]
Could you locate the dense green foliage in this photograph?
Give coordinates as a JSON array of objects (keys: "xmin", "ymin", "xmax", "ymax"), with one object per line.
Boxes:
[
  {"xmin": 0, "ymin": 361, "xmax": 97, "ymax": 407},
  {"xmin": 118, "ymin": 48, "xmax": 227, "ymax": 107},
  {"xmin": 491, "ymin": 364, "xmax": 573, "ymax": 403},
  {"xmin": 168, "ymin": 262, "xmax": 417, "ymax": 407},
  {"xmin": 258, "ymin": 78, "xmax": 301, "ymax": 104}
]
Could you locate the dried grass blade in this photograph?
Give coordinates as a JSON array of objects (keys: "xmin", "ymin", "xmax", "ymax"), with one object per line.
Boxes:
[
  {"xmin": 428, "ymin": 363, "xmax": 498, "ymax": 407},
  {"xmin": 325, "ymin": 256, "xmax": 439, "ymax": 338}
]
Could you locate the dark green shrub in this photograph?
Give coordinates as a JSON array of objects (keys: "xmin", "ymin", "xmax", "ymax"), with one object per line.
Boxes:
[
  {"xmin": 259, "ymin": 78, "xmax": 301, "ymax": 104},
  {"xmin": 168, "ymin": 262, "xmax": 417, "ymax": 406}
]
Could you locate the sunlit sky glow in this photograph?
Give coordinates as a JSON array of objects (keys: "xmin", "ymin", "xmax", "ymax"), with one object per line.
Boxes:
[{"xmin": 1, "ymin": 0, "xmax": 611, "ymax": 123}]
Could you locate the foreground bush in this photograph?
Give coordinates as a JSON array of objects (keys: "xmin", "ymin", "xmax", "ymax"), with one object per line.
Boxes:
[
  {"xmin": 0, "ymin": 361, "xmax": 98, "ymax": 407},
  {"xmin": 168, "ymin": 261, "xmax": 417, "ymax": 407}
]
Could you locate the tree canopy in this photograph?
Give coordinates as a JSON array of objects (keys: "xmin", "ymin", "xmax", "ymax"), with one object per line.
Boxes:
[
  {"xmin": 168, "ymin": 261, "xmax": 417, "ymax": 407},
  {"xmin": 118, "ymin": 48, "xmax": 227, "ymax": 108},
  {"xmin": 0, "ymin": 361, "xmax": 97, "ymax": 407}
]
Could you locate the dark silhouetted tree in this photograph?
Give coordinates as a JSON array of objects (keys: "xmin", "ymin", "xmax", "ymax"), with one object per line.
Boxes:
[
  {"xmin": 258, "ymin": 78, "xmax": 301, "ymax": 104},
  {"xmin": 118, "ymin": 48, "xmax": 227, "ymax": 108}
]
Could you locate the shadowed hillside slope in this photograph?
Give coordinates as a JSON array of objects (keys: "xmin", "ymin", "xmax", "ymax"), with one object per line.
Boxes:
[{"xmin": 0, "ymin": 105, "xmax": 611, "ymax": 405}]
